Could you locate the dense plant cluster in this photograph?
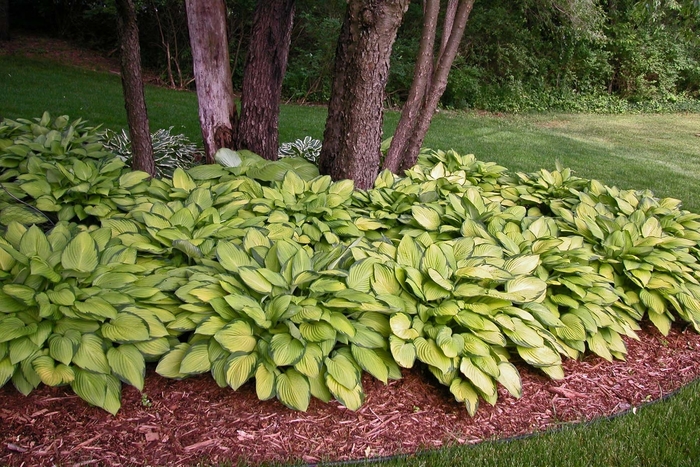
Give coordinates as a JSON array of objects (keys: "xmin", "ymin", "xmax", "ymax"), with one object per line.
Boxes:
[{"xmin": 2, "ymin": 113, "xmax": 700, "ymax": 415}]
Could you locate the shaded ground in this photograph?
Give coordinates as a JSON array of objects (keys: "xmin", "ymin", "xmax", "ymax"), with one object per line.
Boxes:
[{"xmin": 2, "ymin": 322, "xmax": 700, "ymax": 466}]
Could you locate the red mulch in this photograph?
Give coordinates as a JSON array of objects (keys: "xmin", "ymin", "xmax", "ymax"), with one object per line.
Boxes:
[{"xmin": 2, "ymin": 321, "xmax": 700, "ymax": 467}]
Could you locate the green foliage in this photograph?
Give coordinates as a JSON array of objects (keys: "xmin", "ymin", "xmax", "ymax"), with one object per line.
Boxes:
[
  {"xmin": 3, "ymin": 114, "xmax": 700, "ymax": 416},
  {"xmin": 102, "ymin": 127, "xmax": 202, "ymax": 178},
  {"xmin": 278, "ymin": 137, "xmax": 322, "ymax": 164}
]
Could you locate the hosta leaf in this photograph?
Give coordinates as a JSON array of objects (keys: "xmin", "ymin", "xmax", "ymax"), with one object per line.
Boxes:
[
  {"xmin": 496, "ymin": 361, "xmax": 522, "ymax": 398},
  {"xmin": 587, "ymin": 332, "xmax": 613, "ymax": 362},
  {"xmin": 517, "ymin": 345, "xmax": 561, "ymax": 368},
  {"xmin": 255, "ymin": 362, "xmax": 277, "ymax": 400},
  {"xmin": 74, "ymin": 298, "xmax": 118, "ymax": 320},
  {"xmin": 396, "ymin": 236, "xmax": 421, "ymax": 269},
  {"xmin": 347, "ymin": 259, "xmax": 376, "ymax": 293},
  {"xmin": 172, "ymin": 167, "xmax": 197, "ymax": 192},
  {"xmin": 504, "ymin": 319, "xmax": 544, "ymax": 348},
  {"xmin": 2, "ymin": 284, "xmax": 35, "ymax": 305},
  {"xmin": 46, "ymin": 289, "xmax": 75, "ymax": 306},
  {"xmin": 71, "ymin": 368, "xmax": 120, "ymax": 415},
  {"xmin": 412, "ymin": 205, "xmax": 441, "ymax": 230},
  {"xmin": 325, "ymin": 353, "xmax": 360, "ymax": 389},
  {"xmin": 326, "ymin": 375, "xmax": 364, "ymax": 411},
  {"xmin": 195, "ymin": 315, "xmax": 229, "ymax": 336},
  {"xmin": 225, "ymin": 352, "xmax": 258, "ymax": 390},
  {"xmin": 0, "ymin": 357, "xmax": 14, "ymax": 387},
  {"xmin": 299, "ymin": 321, "xmax": 337, "ymax": 342},
  {"xmin": 390, "ymin": 313, "xmax": 419, "ymax": 340},
  {"xmin": 327, "ymin": 312, "xmax": 356, "ymax": 338},
  {"xmin": 556, "ymin": 313, "xmax": 587, "ymax": 341},
  {"xmin": 450, "ymin": 378, "xmax": 479, "ymax": 416},
  {"xmin": 351, "ymin": 345, "xmax": 389, "ymax": 384},
  {"xmin": 270, "ymin": 333, "xmax": 305, "ymax": 366},
  {"xmin": 120, "ymin": 171, "xmax": 151, "ymax": 188},
  {"xmin": 61, "ymin": 232, "xmax": 98, "ymax": 273},
  {"xmin": 216, "ymin": 241, "xmax": 254, "ymax": 273},
  {"xmin": 414, "ymin": 337, "xmax": 452, "ymax": 373},
  {"xmin": 503, "ymin": 255, "xmax": 540, "ymax": 276},
  {"xmin": 179, "ymin": 343, "xmax": 211, "ymax": 375},
  {"xmin": 238, "ymin": 267, "xmax": 273, "ymax": 294},
  {"xmin": 648, "ymin": 310, "xmax": 672, "ymax": 336},
  {"xmin": 32, "ymin": 356, "xmax": 75, "ymax": 386},
  {"xmin": 107, "ymin": 344, "xmax": 145, "ymax": 390},
  {"xmin": 460, "ymin": 357, "xmax": 497, "ymax": 402},
  {"xmin": 214, "ymin": 321, "xmax": 257, "ymax": 354},
  {"xmin": 276, "ymin": 368, "xmax": 310, "ymax": 411},
  {"xmin": 422, "ymin": 244, "xmax": 450, "ymax": 278},
  {"xmin": 73, "ymin": 334, "xmax": 110, "ymax": 373},
  {"xmin": 294, "ymin": 343, "xmax": 324, "ymax": 377},
  {"xmin": 504, "ymin": 276, "xmax": 547, "ymax": 303},
  {"xmin": 49, "ymin": 334, "xmax": 77, "ymax": 365},
  {"xmin": 156, "ymin": 343, "xmax": 189, "ymax": 379},
  {"xmin": 133, "ymin": 338, "xmax": 171, "ymax": 360},
  {"xmin": 101, "ymin": 313, "xmax": 150, "ymax": 343},
  {"xmin": 389, "ymin": 335, "xmax": 416, "ymax": 368},
  {"xmin": 9, "ymin": 337, "xmax": 38, "ymax": 365},
  {"xmin": 372, "ymin": 264, "xmax": 401, "ymax": 296}
]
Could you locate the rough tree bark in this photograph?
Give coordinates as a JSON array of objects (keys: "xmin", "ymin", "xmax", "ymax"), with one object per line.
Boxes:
[
  {"xmin": 319, "ymin": 0, "xmax": 411, "ymax": 190},
  {"xmin": 236, "ymin": 0, "xmax": 295, "ymax": 161},
  {"xmin": 185, "ymin": 0, "xmax": 237, "ymax": 163},
  {"xmin": 115, "ymin": 0, "xmax": 155, "ymax": 176},
  {"xmin": 0, "ymin": 0, "xmax": 9, "ymax": 41},
  {"xmin": 383, "ymin": 0, "xmax": 475, "ymax": 174}
]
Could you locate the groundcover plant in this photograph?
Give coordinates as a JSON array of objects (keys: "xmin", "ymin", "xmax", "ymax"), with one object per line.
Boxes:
[{"xmin": 1, "ymin": 113, "xmax": 700, "ymax": 415}]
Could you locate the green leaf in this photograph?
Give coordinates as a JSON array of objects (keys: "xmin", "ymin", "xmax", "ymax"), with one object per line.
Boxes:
[
  {"xmin": 156, "ymin": 343, "xmax": 189, "ymax": 379},
  {"xmin": 294, "ymin": 343, "xmax": 324, "ymax": 377},
  {"xmin": 101, "ymin": 313, "xmax": 150, "ymax": 343},
  {"xmin": 178, "ymin": 343, "xmax": 211, "ymax": 375},
  {"xmin": 414, "ymin": 337, "xmax": 452, "ymax": 373},
  {"xmin": 255, "ymin": 362, "xmax": 277, "ymax": 400},
  {"xmin": 107, "ymin": 344, "xmax": 145, "ymax": 390},
  {"xmin": 351, "ymin": 345, "xmax": 389, "ymax": 384},
  {"xmin": 396, "ymin": 236, "xmax": 421, "ymax": 268},
  {"xmin": 9, "ymin": 337, "xmax": 38, "ymax": 365},
  {"xmin": 238, "ymin": 267, "xmax": 273, "ymax": 294},
  {"xmin": 517, "ymin": 345, "xmax": 561, "ymax": 368},
  {"xmin": 74, "ymin": 298, "xmax": 118, "ymax": 320},
  {"xmin": 48, "ymin": 334, "xmax": 77, "ymax": 365},
  {"xmin": 32, "ymin": 356, "xmax": 75, "ymax": 386},
  {"xmin": 460, "ymin": 357, "xmax": 497, "ymax": 402},
  {"xmin": 214, "ymin": 321, "xmax": 257, "ymax": 354},
  {"xmin": 73, "ymin": 334, "xmax": 110, "ymax": 373},
  {"xmin": 216, "ymin": 241, "xmax": 254, "ymax": 273},
  {"xmin": 0, "ymin": 357, "xmax": 14, "ymax": 387},
  {"xmin": 326, "ymin": 374, "xmax": 364, "ymax": 411},
  {"xmin": 325, "ymin": 353, "xmax": 360, "ymax": 389},
  {"xmin": 120, "ymin": 171, "xmax": 151, "ymax": 188},
  {"xmin": 389, "ymin": 335, "xmax": 416, "ymax": 368},
  {"xmin": 270, "ymin": 333, "xmax": 305, "ymax": 366},
  {"xmin": 225, "ymin": 352, "xmax": 258, "ymax": 390},
  {"xmin": 503, "ymin": 255, "xmax": 540, "ymax": 276},
  {"xmin": 276, "ymin": 368, "xmax": 310, "ymax": 411},
  {"xmin": 71, "ymin": 368, "xmax": 120, "ymax": 415},
  {"xmin": 61, "ymin": 231, "xmax": 99, "ymax": 273},
  {"xmin": 504, "ymin": 276, "xmax": 547, "ymax": 303},
  {"xmin": 390, "ymin": 313, "xmax": 419, "ymax": 340},
  {"xmin": 412, "ymin": 205, "xmax": 441, "ymax": 230},
  {"xmin": 450, "ymin": 378, "xmax": 479, "ymax": 416}
]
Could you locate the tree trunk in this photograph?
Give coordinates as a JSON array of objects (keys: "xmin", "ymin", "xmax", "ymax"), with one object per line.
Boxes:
[
  {"xmin": 319, "ymin": 0, "xmax": 410, "ymax": 189},
  {"xmin": 236, "ymin": 0, "xmax": 295, "ymax": 161},
  {"xmin": 0, "ymin": 0, "xmax": 9, "ymax": 41},
  {"xmin": 185, "ymin": 0, "xmax": 237, "ymax": 163},
  {"xmin": 115, "ymin": 0, "xmax": 155, "ymax": 176},
  {"xmin": 384, "ymin": 0, "xmax": 475, "ymax": 174}
]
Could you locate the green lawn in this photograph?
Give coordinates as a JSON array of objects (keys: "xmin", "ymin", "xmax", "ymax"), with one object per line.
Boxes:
[{"xmin": 2, "ymin": 54, "xmax": 700, "ymax": 466}]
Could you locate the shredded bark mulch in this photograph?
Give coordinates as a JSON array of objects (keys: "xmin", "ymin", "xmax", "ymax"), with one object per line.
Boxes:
[{"xmin": 2, "ymin": 321, "xmax": 700, "ymax": 467}]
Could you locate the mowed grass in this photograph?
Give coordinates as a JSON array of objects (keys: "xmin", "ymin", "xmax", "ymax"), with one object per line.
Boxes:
[{"xmin": 2, "ymin": 54, "xmax": 700, "ymax": 466}]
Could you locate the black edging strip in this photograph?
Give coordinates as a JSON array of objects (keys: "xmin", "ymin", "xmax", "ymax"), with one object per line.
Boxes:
[{"xmin": 304, "ymin": 376, "xmax": 700, "ymax": 467}]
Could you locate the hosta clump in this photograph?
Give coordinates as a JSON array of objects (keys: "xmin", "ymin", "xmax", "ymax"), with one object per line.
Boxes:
[
  {"xmin": 0, "ymin": 113, "xmax": 132, "ymax": 227},
  {"xmin": 157, "ymin": 231, "xmax": 401, "ymax": 411},
  {"xmin": 102, "ymin": 127, "xmax": 201, "ymax": 178},
  {"xmin": 278, "ymin": 136, "xmax": 322, "ymax": 164},
  {"xmin": 0, "ymin": 221, "xmax": 182, "ymax": 414}
]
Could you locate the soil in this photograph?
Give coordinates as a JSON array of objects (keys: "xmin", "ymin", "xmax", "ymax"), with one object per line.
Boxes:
[{"xmin": 2, "ymin": 33, "xmax": 700, "ymax": 467}]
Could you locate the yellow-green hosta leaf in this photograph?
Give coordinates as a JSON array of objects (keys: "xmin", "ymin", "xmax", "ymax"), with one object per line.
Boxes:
[
  {"xmin": 179, "ymin": 343, "xmax": 211, "ymax": 375},
  {"xmin": 517, "ymin": 344, "xmax": 561, "ymax": 368},
  {"xmin": 294, "ymin": 343, "xmax": 324, "ymax": 377},
  {"xmin": 238, "ymin": 267, "xmax": 273, "ymax": 294},
  {"xmin": 18, "ymin": 225, "xmax": 51, "ymax": 258},
  {"xmin": 436, "ymin": 329, "xmax": 464, "ymax": 358},
  {"xmin": 0, "ymin": 357, "xmax": 14, "ymax": 387},
  {"xmin": 327, "ymin": 312, "xmax": 356, "ymax": 338},
  {"xmin": 412, "ymin": 205, "xmax": 441, "ymax": 231},
  {"xmin": 276, "ymin": 368, "xmax": 310, "ymax": 411},
  {"xmin": 73, "ymin": 334, "xmax": 110, "ymax": 373},
  {"xmin": 349, "ymin": 325, "xmax": 385, "ymax": 349},
  {"xmin": 255, "ymin": 362, "xmax": 277, "ymax": 400},
  {"xmin": 461, "ymin": 333, "xmax": 492, "ymax": 357},
  {"xmin": 460, "ymin": 357, "xmax": 497, "ymax": 403},
  {"xmin": 396, "ymin": 236, "xmax": 422, "ymax": 269},
  {"xmin": 639, "ymin": 289, "xmax": 666, "ymax": 315},
  {"xmin": 496, "ymin": 361, "xmax": 522, "ymax": 398},
  {"xmin": 326, "ymin": 374, "xmax": 364, "ymax": 411},
  {"xmin": 422, "ymin": 244, "xmax": 450, "ymax": 278},
  {"xmin": 556, "ymin": 313, "xmax": 587, "ymax": 341},
  {"xmin": 389, "ymin": 335, "xmax": 416, "ymax": 368},
  {"xmin": 414, "ymin": 337, "xmax": 452, "ymax": 373},
  {"xmin": 504, "ymin": 318, "xmax": 545, "ymax": 348},
  {"xmin": 586, "ymin": 333, "xmax": 613, "ymax": 362},
  {"xmin": 214, "ymin": 321, "xmax": 257, "ymax": 354},
  {"xmin": 449, "ymin": 378, "xmax": 479, "ymax": 416},
  {"xmin": 74, "ymin": 298, "xmax": 118, "ymax": 320},
  {"xmin": 390, "ymin": 313, "xmax": 419, "ymax": 340},
  {"xmin": 503, "ymin": 255, "xmax": 540, "ymax": 276},
  {"xmin": 347, "ymin": 258, "xmax": 377, "ymax": 293},
  {"xmin": 299, "ymin": 321, "xmax": 337, "ymax": 342},
  {"xmin": 270, "ymin": 333, "xmax": 305, "ymax": 366},
  {"xmin": 504, "ymin": 276, "xmax": 547, "ymax": 303},
  {"xmin": 648, "ymin": 310, "xmax": 672, "ymax": 336},
  {"xmin": 71, "ymin": 367, "xmax": 119, "ymax": 415},
  {"xmin": 216, "ymin": 241, "xmax": 254, "ymax": 273},
  {"xmin": 372, "ymin": 263, "xmax": 401, "ymax": 296},
  {"xmin": 61, "ymin": 231, "xmax": 98, "ymax": 273},
  {"xmin": 9, "ymin": 337, "xmax": 38, "ymax": 365},
  {"xmin": 309, "ymin": 278, "xmax": 346, "ymax": 294},
  {"xmin": 325, "ymin": 353, "xmax": 360, "ymax": 389},
  {"xmin": 133, "ymin": 337, "xmax": 171, "ymax": 360},
  {"xmin": 48, "ymin": 334, "xmax": 77, "ymax": 365},
  {"xmin": 101, "ymin": 313, "xmax": 150, "ymax": 343},
  {"xmin": 32, "ymin": 356, "xmax": 74, "ymax": 386},
  {"xmin": 195, "ymin": 315, "xmax": 229, "ymax": 336},
  {"xmin": 119, "ymin": 171, "xmax": 151, "ymax": 189},
  {"xmin": 107, "ymin": 344, "xmax": 145, "ymax": 390},
  {"xmin": 156, "ymin": 343, "xmax": 189, "ymax": 379},
  {"xmin": 225, "ymin": 352, "xmax": 258, "ymax": 390},
  {"xmin": 172, "ymin": 167, "xmax": 197, "ymax": 192},
  {"xmin": 2, "ymin": 284, "xmax": 35, "ymax": 305},
  {"xmin": 350, "ymin": 345, "xmax": 389, "ymax": 384}
]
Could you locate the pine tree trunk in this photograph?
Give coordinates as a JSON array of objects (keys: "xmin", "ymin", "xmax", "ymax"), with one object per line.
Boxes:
[
  {"xmin": 236, "ymin": 0, "xmax": 295, "ymax": 161},
  {"xmin": 319, "ymin": 0, "xmax": 410, "ymax": 190},
  {"xmin": 185, "ymin": 0, "xmax": 237, "ymax": 163},
  {"xmin": 115, "ymin": 0, "xmax": 155, "ymax": 176}
]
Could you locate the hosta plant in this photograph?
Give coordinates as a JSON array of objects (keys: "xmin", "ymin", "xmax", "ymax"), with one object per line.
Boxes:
[{"xmin": 278, "ymin": 137, "xmax": 322, "ymax": 164}]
